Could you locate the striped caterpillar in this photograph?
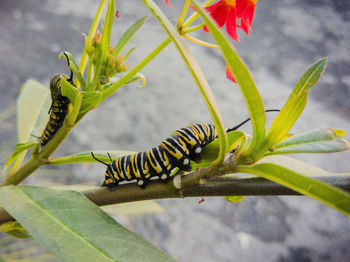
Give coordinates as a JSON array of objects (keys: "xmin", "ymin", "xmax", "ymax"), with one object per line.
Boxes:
[
  {"xmin": 40, "ymin": 53, "xmax": 73, "ymax": 146},
  {"xmin": 92, "ymin": 110, "xmax": 279, "ymax": 190}
]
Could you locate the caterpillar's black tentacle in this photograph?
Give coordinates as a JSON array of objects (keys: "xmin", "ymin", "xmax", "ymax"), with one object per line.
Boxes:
[
  {"xmin": 93, "ymin": 110, "xmax": 280, "ymax": 190},
  {"xmin": 226, "ymin": 109, "xmax": 280, "ymax": 133},
  {"xmin": 91, "ymin": 152, "xmax": 109, "ymax": 166},
  {"xmin": 63, "ymin": 51, "xmax": 74, "ymax": 83}
]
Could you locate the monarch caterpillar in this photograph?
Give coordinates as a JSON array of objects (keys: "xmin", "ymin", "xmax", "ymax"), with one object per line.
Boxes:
[
  {"xmin": 92, "ymin": 110, "xmax": 279, "ymax": 190},
  {"xmin": 40, "ymin": 53, "xmax": 73, "ymax": 147}
]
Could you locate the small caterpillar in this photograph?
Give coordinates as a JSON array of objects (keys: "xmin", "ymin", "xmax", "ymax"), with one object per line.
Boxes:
[
  {"xmin": 92, "ymin": 110, "xmax": 279, "ymax": 190},
  {"xmin": 40, "ymin": 53, "xmax": 73, "ymax": 147}
]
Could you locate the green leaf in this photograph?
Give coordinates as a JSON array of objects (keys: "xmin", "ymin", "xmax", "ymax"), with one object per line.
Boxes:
[
  {"xmin": 0, "ymin": 221, "xmax": 31, "ymax": 239},
  {"xmin": 122, "ymin": 46, "xmax": 137, "ymax": 62},
  {"xmin": 2, "ymin": 141, "xmax": 36, "ymax": 174},
  {"xmin": 193, "ymin": 131, "xmax": 245, "ymax": 169},
  {"xmin": 76, "ymin": 91, "xmax": 102, "ymax": 121},
  {"xmin": 126, "ymin": 73, "xmax": 146, "ymax": 88},
  {"xmin": 266, "ymin": 58, "xmax": 327, "ymax": 147},
  {"xmin": 114, "ymin": 15, "xmax": 150, "ymax": 56},
  {"xmin": 49, "ymin": 150, "xmax": 136, "ymax": 165},
  {"xmin": 143, "ymin": 0, "xmax": 227, "ymax": 164},
  {"xmin": 190, "ymin": 0, "xmax": 265, "ymax": 157},
  {"xmin": 60, "ymin": 76, "xmax": 78, "ymax": 104},
  {"xmin": 225, "ymin": 196, "xmax": 245, "ymax": 203},
  {"xmin": 237, "ymin": 162, "xmax": 350, "ymax": 216},
  {"xmin": 266, "ymin": 128, "xmax": 350, "ymax": 155},
  {"xmin": 0, "ymin": 186, "xmax": 176, "ymax": 262},
  {"xmin": 8, "ymin": 80, "xmax": 51, "ymax": 175},
  {"xmin": 101, "ymin": 0, "xmax": 114, "ymax": 57},
  {"xmin": 257, "ymin": 155, "xmax": 333, "ymax": 177},
  {"xmin": 59, "ymin": 52, "xmax": 86, "ymax": 91}
]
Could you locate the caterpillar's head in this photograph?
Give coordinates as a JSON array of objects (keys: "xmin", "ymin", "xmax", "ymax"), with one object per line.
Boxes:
[
  {"xmin": 49, "ymin": 52, "xmax": 74, "ymax": 99},
  {"xmin": 91, "ymin": 152, "xmax": 118, "ymax": 188},
  {"xmin": 49, "ymin": 74, "xmax": 70, "ymax": 99}
]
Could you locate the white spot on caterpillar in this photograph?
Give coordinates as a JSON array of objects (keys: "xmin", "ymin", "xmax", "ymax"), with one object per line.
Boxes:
[
  {"xmin": 161, "ymin": 174, "xmax": 167, "ymax": 180},
  {"xmin": 138, "ymin": 180, "xmax": 144, "ymax": 185},
  {"xmin": 195, "ymin": 147, "xmax": 202, "ymax": 153},
  {"xmin": 183, "ymin": 159, "xmax": 189, "ymax": 165}
]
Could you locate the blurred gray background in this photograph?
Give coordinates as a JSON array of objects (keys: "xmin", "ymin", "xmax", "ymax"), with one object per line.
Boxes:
[{"xmin": 1, "ymin": 0, "xmax": 350, "ymax": 261}]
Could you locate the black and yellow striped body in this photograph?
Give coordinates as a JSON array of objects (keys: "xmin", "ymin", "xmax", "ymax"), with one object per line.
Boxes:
[
  {"xmin": 100, "ymin": 124, "xmax": 218, "ymax": 189},
  {"xmin": 40, "ymin": 74, "xmax": 71, "ymax": 147}
]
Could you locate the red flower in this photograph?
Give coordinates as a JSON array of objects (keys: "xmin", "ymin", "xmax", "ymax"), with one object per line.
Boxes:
[
  {"xmin": 164, "ymin": 0, "xmax": 171, "ymax": 8},
  {"xmin": 225, "ymin": 64, "xmax": 236, "ymax": 83},
  {"xmin": 203, "ymin": 0, "xmax": 258, "ymax": 40},
  {"xmin": 236, "ymin": 0, "xmax": 258, "ymax": 35},
  {"xmin": 204, "ymin": 0, "xmax": 239, "ymax": 42}
]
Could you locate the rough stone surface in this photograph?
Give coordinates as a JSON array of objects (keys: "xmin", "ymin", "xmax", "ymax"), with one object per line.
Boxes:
[{"xmin": 0, "ymin": 0, "xmax": 350, "ymax": 261}]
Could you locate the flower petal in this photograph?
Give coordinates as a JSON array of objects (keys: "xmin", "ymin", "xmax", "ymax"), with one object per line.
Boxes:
[
  {"xmin": 225, "ymin": 6, "xmax": 239, "ymax": 42},
  {"xmin": 164, "ymin": 0, "xmax": 171, "ymax": 8},
  {"xmin": 242, "ymin": 3, "xmax": 256, "ymax": 30},
  {"xmin": 236, "ymin": 0, "xmax": 250, "ymax": 18},
  {"xmin": 226, "ymin": 64, "xmax": 236, "ymax": 83}
]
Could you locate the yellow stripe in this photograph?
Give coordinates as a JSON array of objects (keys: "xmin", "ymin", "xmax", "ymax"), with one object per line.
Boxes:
[
  {"xmin": 163, "ymin": 151, "xmax": 169, "ymax": 167},
  {"xmin": 144, "ymin": 161, "xmax": 150, "ymax": 178},
  {"xmin": 126, "ymin": 165, "xmax": 132, "ymax": 179},
  {"xmin": 117, "ymin": 160, "xmax": 125, "ymax": 180},
  {"xmin": 192, "ymin": 125, "xmax": 204, "ymax": 141},
  {"xmin": 160, "ymin": 142, "xmax": 183, "ymax": 159},
  {"xmin": 178, "ymin": 137, "xmax": 189, "ymax": 154},
  {"xmin": 147, "ymin": 151, "xmax": 162, "ymax": 173},
  {"xmin": 131, "ymin": 154, "xmax": 141, "ymax": 178},
  {"xmin": 175, "ymin": 131, "xmax": 196, "ymax": 146}
]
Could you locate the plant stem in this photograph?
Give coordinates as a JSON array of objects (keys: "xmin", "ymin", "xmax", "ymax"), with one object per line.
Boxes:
[
  {"xmin": 180, "ymin": 23, "xmax": 204, "ymax": 34},
  {"xmin": 1, "ymin": 175, "xmax": 350, "ymax": 225},
  {"xmin": 182, "ymin": 34, "xmax": 219, "ymax": 48},
  {"xmin": 177, "ymin": 0, "xmax": 191, "ymax": 29},
  {"xmin": 0, "ymin": 124, "xmax": 73, "ymax": 187}
]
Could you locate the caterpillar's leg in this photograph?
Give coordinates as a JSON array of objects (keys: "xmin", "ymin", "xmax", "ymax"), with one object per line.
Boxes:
[
  {"xmin": 106, "ymin": 182, "xmax": 118, "ymax": 191},
  {"xmin": 179, "ymin": 157, "xmax": 192, "ymax": 172},
  {"xmin": 159, "ymin": 168, "xmax": 179, "ymax": 184},
  {"xmin": 137, "ymin": 178, "xmax": 148, "ymax": 189}
]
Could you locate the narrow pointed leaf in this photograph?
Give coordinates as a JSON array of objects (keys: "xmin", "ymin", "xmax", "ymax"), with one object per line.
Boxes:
[
  {"xmin": 2, "ymin": 141, "xmax": 36, "ymax": 174},
  {"xmin": 60, "ymin": 76, "xmax": 78, "ymax": 104},
  {"xmin": 59, "ymin": 52, "xmax": 86, "ymax": 91},
  {"xmin": 143, "ymin": 0, "xmax": 227, "ymax": 164},
  {"xmin": 101, "ymin": 0, "xmax": 114, "ymax": 56},
  {"xmin": 114, "ymin": 15, "xmax": 150, "ymax": 55},
  {"xmin": 190, "ymin": 0, "xmax": 265, "ymax": 156},
  {"xmin": 127, "ymin": 72, "xmax": 146, "ymax": 88},
  {"xmin": 48, "ymin": 150, "xmax": 136, "ymax": 165},
  {"xmin": 123, "ymin": 46, "xmax": 137, "ymax": 61},
  {"xmin": 257, "ymin": 155, "xmax": 333, "ymax": 177},
  {"xmin": 266, "ymin": 128, "xmax": 350, "ymax": 155},
  {"xmin": 266, "ymin": 58, "xmax": 327, "ymax": 146},
  {"xmin": 0, "ymin": 186, "xmax": 176, "ymax": 262},
  {"xmin": 237, "ymin": 162, "xmax": 350, "ymax": 216}
]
